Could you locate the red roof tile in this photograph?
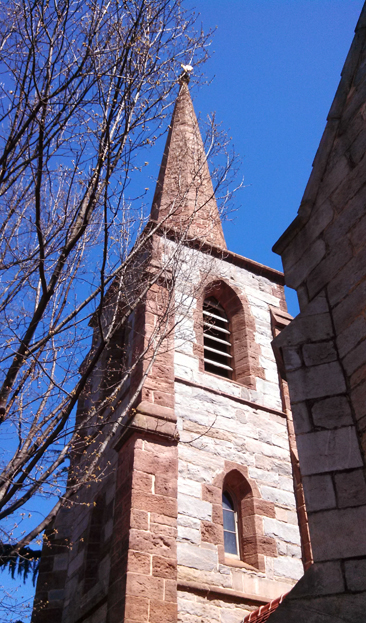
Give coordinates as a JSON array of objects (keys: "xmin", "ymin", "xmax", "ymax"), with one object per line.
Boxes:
[{"xmin": 243, "ymin": 593, "xmax": 289, "ymax": 623}]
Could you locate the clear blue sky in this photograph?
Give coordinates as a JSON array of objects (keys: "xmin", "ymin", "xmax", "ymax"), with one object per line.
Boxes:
[
  {"xmin": 184, "ymin": 0, "xmax": 364, "ymax": 314},
  {"xmin": 1, "ymin": 1, "xmax": 364, "ymax": 618}
]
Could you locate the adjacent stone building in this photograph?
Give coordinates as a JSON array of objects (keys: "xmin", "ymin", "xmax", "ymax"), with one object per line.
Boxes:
[
  {"xmin": 266, "ymin": 3, "xmax": 366, "ymax": 621},
  {"xmin": 32, "ymin": 77, "xmax": 307, "ymax": 623}
]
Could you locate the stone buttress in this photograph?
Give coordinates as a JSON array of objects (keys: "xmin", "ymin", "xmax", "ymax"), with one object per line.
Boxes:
[{"xmin": 267, "ymin": 4, "xmax": 366, "ymax": 622}]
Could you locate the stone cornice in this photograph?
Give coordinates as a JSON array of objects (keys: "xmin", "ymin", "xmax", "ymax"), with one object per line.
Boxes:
[{"xmin": 145, "ymin": 220, "xmax": 285, "ymax": 284}]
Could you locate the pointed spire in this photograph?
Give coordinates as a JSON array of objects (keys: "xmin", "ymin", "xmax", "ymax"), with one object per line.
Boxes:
[{"xmin": 151, "ymin": 81, "xmax": 226, "ymax": 249}]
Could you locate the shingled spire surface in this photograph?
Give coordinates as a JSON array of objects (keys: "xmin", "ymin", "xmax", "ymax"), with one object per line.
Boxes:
[{"xmin": 151, "ymin": 81, "xmax": 227, "ymax": 249}]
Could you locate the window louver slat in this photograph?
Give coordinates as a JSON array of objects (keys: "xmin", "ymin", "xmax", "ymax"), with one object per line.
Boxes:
[
  {"xmin": 204, "ymin": 334, "xmax": 231, "ymax": 347},
  {"xmin": 204, "ymin": 345, "xmax": 233, "ymax": 358},
  {"xmin": 203, "ymin": 297, "xmax": 232, "ymax": 379},
  {"xmin": 203, "ymin": 321, "xmax": 230, "ymax": 335},
  {"xmin": 203, "ymin": 309, "xmax": 229, "ymax": 323},
  {"xmin": 204, "ymin": 358, "xmax": 233, "ymax": 371}
]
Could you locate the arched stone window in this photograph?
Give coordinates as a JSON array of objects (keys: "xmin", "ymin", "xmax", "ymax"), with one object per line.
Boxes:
[
  {"xmin": 195, "ymin": 280, "xmax": 264, "ymax": 388},
  {"xmin": 210, "ymin": 462, "xmax": 277, "ymax": 571},
  {"xmin": 203, "ymin": 297, "xmax": 233, "ymax": 378}
]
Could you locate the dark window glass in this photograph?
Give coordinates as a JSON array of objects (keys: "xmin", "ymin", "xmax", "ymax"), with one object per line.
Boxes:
[
  {"xmin": 224, "ymin": 530, "xmax": 238, "ymax": 556},
  {"xmin": 222, "ymin": 491, "xmax": 238, "ymax": 556}
]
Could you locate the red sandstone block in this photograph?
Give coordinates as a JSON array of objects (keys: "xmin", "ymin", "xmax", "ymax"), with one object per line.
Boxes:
[
  {"xmin": 145, "ymin": 311, "xmax": 156, "ymax": 328},
  {"xmin": 164, "ymin": 579, "xmax": 178, "ymax": 603},
  {"xmin": 143, "ymin": 440, "xmax": 177, "ymax": 458},
  {"xmin": 144, "ymin": 378, "xmax": 173, "ymax": 395},
  {"xmin": 150, "ymin": 522, "xmax": 177, "ymax": 539},
  {"xmin": 124, "ymin": 596, "xmax": 149, "ymax": 621},
  {"xmin": 150, "ymin": 361, "xmax": 175, "ymax": 382},
  {"xmin": 256, "ymin": 536, "xmax": 277, "ymax": 557},
  {"xmin": 131, "ymin": 492, "xmax": 177, "ymax": 517},
  {"xmin": 212, "ymin": 504, "xmax": 223, "ymax": 525},
  {"xmin": 130, "ymin": 509, "xmax": 149, "ymax": 531},
  {"xmin": 201, "ymin": 484, "xmax": 221, "ymax": 504},
  {"xmin": 126, "ymin": 572, "xmax": 164, "ymax": 600},
  {"xmin": 134, "ymin": 449, "xmax": 178, "ymax": 476},
  {"xmin": 152, "ymin": 391, "xmax": 174, "ymax": 409},
  {"xmin": 155, "ymin": 474, "xmax": 177, "ymax": 498},
  {"xmin": 149, "ymin": 600, "xmax": 177, "ymax": 623},
  {"xmin": 201, "ymin": 521, "xmax": 223, "ymax": 544},
  {"xmin": 242, "ymin": 498, "xmax": 276, "ymax": 518},
  {"xmin": 150, "ymin": 513, "xmax": 177, "ymax": 527},
  {"xmin": 129, "ymin": 529, "xmax": 176, "ymax": 558},
  {"xmin": 128, "ymin": 551, "xmax": 151, "ymax": 574},
  {"xmin": 132, "ymin": 470, "xmax": 153, "ymax": 493},
  {"xmin": 141, "ymin": 387, "xmax": 153, "ymax": 402},
  {"xmin": 152, "ymin": 556, "xmax": 177, "ymax": 579},
  {"xmin": 242, "ymin": 514, "xmax": 263, "ymax": 536}
]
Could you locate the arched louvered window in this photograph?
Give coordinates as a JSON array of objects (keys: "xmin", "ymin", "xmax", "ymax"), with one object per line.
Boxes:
[
  {"xmin": 222, "ymin": 491, "xmax": 239, "ymax": 557},
  {"xmin": 203, "ymin": 297, "xmax": 233, "ymax": 378}
]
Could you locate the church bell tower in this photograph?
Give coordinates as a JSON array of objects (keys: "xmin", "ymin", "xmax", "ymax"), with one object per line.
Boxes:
[{"xmin": 32, "ymin": 75, "xmax": 309, "ymax": 623}]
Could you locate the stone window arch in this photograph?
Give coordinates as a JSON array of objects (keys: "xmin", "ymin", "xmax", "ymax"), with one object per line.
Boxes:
[
  {"xmin": 223, "ymin": 469, "xmax": 253, "ymax": 565},
  {"xmin": 195, "ymin": 280, "xmax": 264, "ymax": 388},
  {"xmin": 206, "ymin": 461, "xmax": 277, "ymax": 571}
]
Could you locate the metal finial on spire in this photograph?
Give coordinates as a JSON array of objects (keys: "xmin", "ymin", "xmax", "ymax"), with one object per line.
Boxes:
[{"xmin": 179, "ymin": 64, "xmax": 193, "ymax": 84}]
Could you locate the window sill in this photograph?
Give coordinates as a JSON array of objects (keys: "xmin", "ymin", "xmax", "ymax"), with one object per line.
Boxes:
[{"xmin": 224, "ymin": 557, "xmax": 258, "ymax": 571}]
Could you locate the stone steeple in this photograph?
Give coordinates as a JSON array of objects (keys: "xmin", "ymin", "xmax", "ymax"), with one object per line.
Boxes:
[
  {"xmin": 31, "ymin": 74, "xmax": 306, "ymax": 623},
  {"xmin": 151, "ymin": 79, "xmax": 227, "ymax": 249}
]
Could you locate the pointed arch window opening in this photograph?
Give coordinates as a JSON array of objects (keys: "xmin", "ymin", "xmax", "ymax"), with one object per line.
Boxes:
[
  {"xmin": 203, "ymin": 297, "xmax": 233, "ymax": 379},
  {"xmin": 222, "ymin": 491, "xmax": 240, "ymax": 557}
]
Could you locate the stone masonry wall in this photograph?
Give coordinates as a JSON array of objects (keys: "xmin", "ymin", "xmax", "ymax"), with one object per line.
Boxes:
[
  {"xmin": 167, "ymin": 243, "xmax": 304, "ymax": 623},
  {"xmin": 270, "ymin": 7, "xmax": 366, "ymax": 621},
  {"xmin": 32, "ymin": 234, "xmax": 305, "ymax": 623}
]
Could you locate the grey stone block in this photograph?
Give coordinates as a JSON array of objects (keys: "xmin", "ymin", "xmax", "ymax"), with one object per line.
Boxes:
[
  {"xmin": 310, "ymin": 505, "xmax": 366, "ymax": 560},
  {"xmin": 334, "ymin": 468, "xmax": 366, "ymax": 508},
  {"xmin": 296, "ymin": 427, "xmax": 363, "ymax": 475},
  {"xmin": 302, "ymin": 474, "xmax": 336, "ymax": 512},
  {"xmin": 302, "ymin": 342, "xmax": 337, "ymax": 367},
  {"xmin": 287, "ymin": 362, "xmax": 346, "ymax": 403},
  {"xmin": 311, "ymin": 395, "xmax": 353, "ymax": 429},
  {"xmin": 177, "ymin": 542, "xmax": 217, "ymax": 571},
  {"xmin": 283, "ymin": 561, "xmax": 344, "ymax": 597},
  {"xmin": 345, "ymin": 558, "xmax": 366, "ymax": 591}
]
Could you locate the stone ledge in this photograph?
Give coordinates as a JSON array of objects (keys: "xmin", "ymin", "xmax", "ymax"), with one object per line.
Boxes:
[
  {"xmin": 113, "ymin": 403, "xmax": 178, "ymax": 451},
  {"xmin": 135, "ymin": 400, "xmax": 176, "ymax": 422},
  {"xmin": 224, "ymin": 557, "xmax": 258, "ymax": 571},
  {"xmin": 177, "ymin": 580, "xmax": 268, "ymax": 606},
  {"xmin": 175, "ymin": 376, "xmax": 287, "ymax": 419}
]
